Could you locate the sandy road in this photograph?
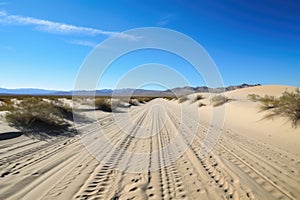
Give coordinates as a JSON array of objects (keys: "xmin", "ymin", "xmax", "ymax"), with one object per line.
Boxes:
[{"xmin": 0, "ymin": 99, "xmax": 299, "ymax": 200}]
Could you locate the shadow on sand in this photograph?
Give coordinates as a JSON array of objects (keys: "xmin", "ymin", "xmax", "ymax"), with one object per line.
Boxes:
[{"xmin": 0, "ymin": 132, "xmax": 23, "ymax": 140}]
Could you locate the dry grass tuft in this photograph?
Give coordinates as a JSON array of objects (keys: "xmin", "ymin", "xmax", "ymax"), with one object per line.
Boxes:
[
  {"xmin": 249, "ymin": 88, "xmax": 300, "ymax": 127},
  {"xmin": 191, "ymin": 94, "xmax": 205, "ymax": 103},
  {"xmin": 195, "ymin": 94, "xmax": 204, "ymax": 101},
  {"xmin": 135, "ymin": 97, "xmax": 155, "ymax": 103},
  {"xmin": 6, "ymin": 97, "xmax": 74, "ymax": 138},
  {"xmin": 129, "ymin": 99, "xmax": 139, "ymax": 106},
  {"xmin": 211, "ymin": 95, "xmax": 230, "ymax": 107},
  {"xmin": 178, "ymin": 96, "xmax": 189, "ymax": 103},
  {"xmin": 94, "ymin": 98, "xmax": 122, "ymax": 112},
  {"xmin": 163, "ymin": 96, "xmax": 178, "ymax": 101},
  {"xmin": 198, "ymin": 102, "xmax": 206, "ymax": 107},
  {"xmin": 0, "ymin": 97, "xmax": 14, "ymax": 111}
]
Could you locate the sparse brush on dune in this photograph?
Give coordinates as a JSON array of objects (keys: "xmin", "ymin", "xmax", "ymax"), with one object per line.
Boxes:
[
  {"xmin": 79, "ymin": 97, "xmax": 94, "ymax": 106},
  {"xmin": 0, "ymin": 97, "xmax": 12, "ymax": 104},
  {"xmin": 163, "ymin": 96, "xmax": 178, "ymax": 101},
  {"xmin": 198, "ymin": 102, "xmax": 206, "ymax": 107},
  {"xmin": 195, "ymin": 94, "xmax": 204, "ymax": 101},
  {"xmin": 178, "ymin": 96, "xmax": 189, "ymax": 103},
  {"xmin": 135, "ymin": 97, "xmax": 155, "ymax": 103},
  {"xmin": 52, "ymin": 99, "xmax": 75, "ymax": 121},
  {"xmin": 191, "ymin": 94, "xmax": 205, "ymax": 103},
  {"xmin": 258, "ymin": 95, "xmax": 281, "ymax": 110},
  {"xmin": 247, "ymin": 94, "xmax": 260, "ymax": 102},
  {"xmin": 95, "ymin": 98, "xmax": 121, "ymax": 112},
  {"xmin": 129, "ymin": 98, "xmax": 139, "ymax": 106},
  {"xmin": 248, "ymin": 88, "xmax": 300, "ymax": 127},
  {"xmin": 0, "ymin": 97, "xmax": 14, "ymax": 111},
  {"xmin": 6, "ymin": 97, "xmax": 74, "ymax": 138},
  {"xmin": 211, "ymin": 95, "xmax": 230, "ymax": 107}
]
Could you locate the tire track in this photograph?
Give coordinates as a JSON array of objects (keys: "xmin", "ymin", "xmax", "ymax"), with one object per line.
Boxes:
[{"xmin": 75, "ymin": 109, "xmax": 149, "ymax": 199}]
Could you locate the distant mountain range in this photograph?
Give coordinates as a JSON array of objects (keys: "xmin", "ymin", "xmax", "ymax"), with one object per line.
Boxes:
[
  {"xmin": 0, "ymin": 88, "xmax": 61, "ymax": 95},
  {"xmin": 0, "ymin": 83, "xmax": 261, "ymax": 96}
]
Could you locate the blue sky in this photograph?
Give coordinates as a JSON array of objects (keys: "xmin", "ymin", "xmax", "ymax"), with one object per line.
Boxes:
[{"xmin": 0, "ymin": 0, "xmax": 299, "ymax": 90}]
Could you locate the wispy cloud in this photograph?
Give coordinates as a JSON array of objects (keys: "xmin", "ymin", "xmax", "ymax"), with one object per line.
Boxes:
[
  {"xmin": 0, "ymin": 10, "xmax": 6, "ymax": 16},
  {"xmin": 67, "ymin": 40, "xmax": 98, "ymax": 48},
  {"xmin": 0, "ymin": 44, "xmax": 14, "ymax": 51},
  {"xmin": 0, "ymin": 10, "xmax": 139, "ymax": 40},
  {"xmin": 157, "ymin": 14, "xmax": 174, "ymax": 26},
  {"xmin": 0, "ymin": 2, "xmax": 7, "ymax": 6}
]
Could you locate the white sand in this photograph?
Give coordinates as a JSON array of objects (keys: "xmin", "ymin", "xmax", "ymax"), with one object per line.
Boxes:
[{"xmin": 0, "ymin": 85, "xmax": 299, "ymax": 199}]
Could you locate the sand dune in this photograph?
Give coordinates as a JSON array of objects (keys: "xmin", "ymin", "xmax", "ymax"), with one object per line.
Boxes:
[{"xmin": 0, "ymin": 85, "xmax": 299, "ymax": 199}]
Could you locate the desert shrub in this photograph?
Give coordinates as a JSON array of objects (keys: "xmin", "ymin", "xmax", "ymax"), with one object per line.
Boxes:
[
  {"xmin": 80, "ymin": 98, "xmax": 93, "ymax": 105},
  {"xmin": 211, "ymin": 95, "xmax": 230, "ymax": 107},
  {"xmin": 195, "ymin": 94, "xmax": 204, "ymax": 101},
  {"xmin": 278, "ymin": 89, "xmax": 300, "ymax": 127},
  {"xmin": 6, "ymin": 97, "xmax": 73, "ymax": 138},
  {"xmin": 163, "ymin": 96, "xmax": 178, "ymax": 101},
  {"xmin": 249, "ymin": 89, "xmax": 300, "ymax": 127},
  {"xmin": 247, "ymin": 94, "xmax": 260, "ymax": 102},
  {"xmin": 15, "ymin": 96, "xmax": 25, "ymax": 100},
  {"xmin": 259, "ymin": 95, "xmax": 281, "ymax": 110},
  {"xmin": 135, "ymin": 97, "xmax": 155, "ymax": 103},
  {"xmin": 52, "ymin": 100, "xmax": 74, "ymax": 121},
  {"xmin": 0, "ymin": 97, "xmax": 12, "ymax": 104},
  {"xmin": 95, "ymin": 98, "xmax": 121, "ymax": 112},
  {"xmin": 198, "ymin": 102, "xmax": 206, "ymax": 107},
  {"xmin": 0, "ymin": 98, "xmax": 14, "ymax": 111},
  {"xmin": 95, "ymin": 98, "xmax": 112, "ymax": 112},
  {"xmin": 191, "ymin": 94, "xmax": 205, "ymax": 103},
  {"xmin": 178, "ymin": 96, "xmax": 189, "ymax": 103},
  {"xmin": 129, "ymin": 99, "xmax": 139, "ymax": 106}
]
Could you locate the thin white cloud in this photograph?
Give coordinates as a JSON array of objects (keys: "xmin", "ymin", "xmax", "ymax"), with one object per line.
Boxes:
[
  {"xmin": 157, "ymin": 14, "xmax": 174, "ymax": 26},
  {"xmin": 0, "ymin": 44, "xmax": 14, "ymax": 51},
  {"xmin": 0, "ymin": 10, "xmax": 139, "ymax": 40},
  {"xmin": 0, "ymin": 2, "xmax": 7, "ymax": 6},
  {"xmin": 0, "ymin": 10, "xmax": 6, "ymax": 16},
  {"xmin": 67, "ymin": 40, "xmax": 98, "ymax": 48}
]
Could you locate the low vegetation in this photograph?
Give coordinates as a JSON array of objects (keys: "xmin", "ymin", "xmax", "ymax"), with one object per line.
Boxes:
[
  {"xmin": 94, "ymin": 98, "xmax": 118, "ymax": 112},
  {"xmin": 248, "ymin": 88, "xmax": 300, "ymax": 127},
  {"xmin": 0, "ymin": 97, "xmax": 14, "ymax": 111},
  {"xmin": 195, "ymin": 94, "xmax": 204, "ymax": 101},
  {"xmin": 5, "ymin": 97, "xmax": 75, "ymax": 138},
  {"xmin": 178, "ymin": 96, "xmax": 189, "ymax": 103},
  {"xmin": 211, "ymin": 95, "xmax": 230, "ymax": 107},
  {"xmin": 94, "ymin": 96, "xmax": 157, "ymax": 111},
  {"xmin": 134, "ymin": 97, "xmax": 155, "ymax": 103},
  {"xmin": 163, "ymin": 96, "xmax": 178, "ymax": 101},
  {"xmin": 247, "ymin": 94, "xmax": 260, "ymax": 102},
  {"xmin": 129, "ymin": 98, "xmax": 139, "ymax": 106},
  {"xmin": 198, "ymin": 102, "xmax": 206, "ymax": 107},
  {"xmin": 191, "ymin": 94, "xmax": 205, "ymax": 103}
]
